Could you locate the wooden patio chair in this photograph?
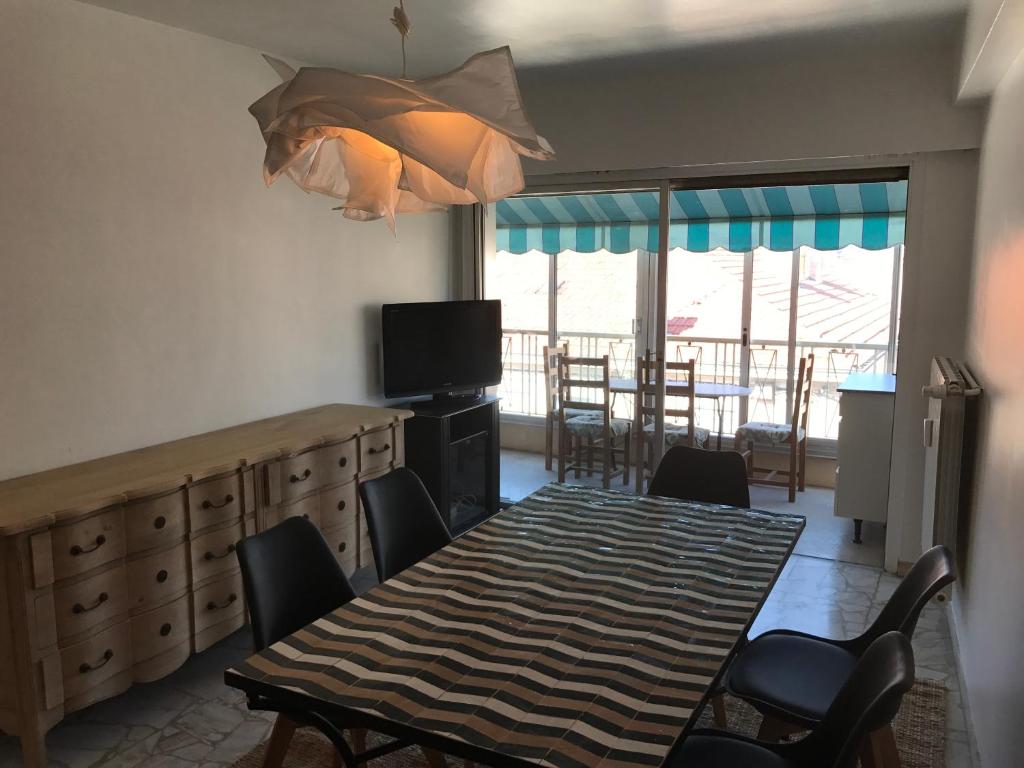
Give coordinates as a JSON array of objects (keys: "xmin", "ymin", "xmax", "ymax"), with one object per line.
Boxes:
[
  {"xmin": 734, "ymin": 353, "xmax": 815, "ymax": 502},
  {"xmin": 557, "ymin": 355, "xmax": 631, "ymax": 489},
  {"xmin": 634, "ymin": 350, "xmax": 710, "ymax": 495},
  {"xmin": 543, "ymin": 343, "xmax": 569, "ymax": 470}
]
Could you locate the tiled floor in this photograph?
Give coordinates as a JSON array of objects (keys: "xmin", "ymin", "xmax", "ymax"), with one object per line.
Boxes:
[
  {"xmin": 0, "ymin": 558, "xmax": 977, "ymax": 768},
  {"xmin": 500, "ymin": 448, "xmax": 885, "ymax": 566}
]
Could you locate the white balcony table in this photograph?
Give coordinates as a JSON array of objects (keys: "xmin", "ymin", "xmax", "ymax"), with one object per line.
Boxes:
[{"xmin": 609, "ymin": 377, "xmax": 753, "ymax": 450}]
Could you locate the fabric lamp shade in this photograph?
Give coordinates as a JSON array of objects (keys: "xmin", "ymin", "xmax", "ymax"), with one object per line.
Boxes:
[{"xmin": 249, "ymin": 47, "xmax": 554, "ymax": 229}]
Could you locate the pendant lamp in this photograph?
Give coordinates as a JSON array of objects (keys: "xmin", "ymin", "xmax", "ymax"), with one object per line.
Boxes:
[{"xmin": 249, "ymin": 2, "xmax": 555, "ymax": 229}]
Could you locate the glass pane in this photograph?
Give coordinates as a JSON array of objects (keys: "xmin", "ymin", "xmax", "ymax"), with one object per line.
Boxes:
[
  {"xmin": 749, "ymin": 247, "xmax": 793, "ymax": 427},
  {"xmin": 665, "ymin": 246, "xmax": 745, "ymax": 434},
  {"xmin": 795, "ymin": 245, "xmax": 898, "ymax": 439},
  {"xmin": 486, "ymin": 249, "xmax": 549, "ymax": 417}
]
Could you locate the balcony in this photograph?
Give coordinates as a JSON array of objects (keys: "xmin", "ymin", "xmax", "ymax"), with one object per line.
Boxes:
[{"xmin": 498, "ymin": 328, "xmax": 891, "ymax": 443}]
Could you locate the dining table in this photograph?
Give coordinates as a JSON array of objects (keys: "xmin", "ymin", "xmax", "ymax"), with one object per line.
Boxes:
[
  {"xmin": 609, "ymin": 378, "xmax": 754, "ymax": 450},
  {"xmin": 225, "ymin": 483, "xmax": 805, "ymax": 768}
]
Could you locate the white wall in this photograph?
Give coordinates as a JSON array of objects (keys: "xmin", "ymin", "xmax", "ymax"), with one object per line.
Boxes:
[
  {"xmin": 515, "ymin": 20, "xmax": 984, "ymax": 569},
  {"xmin": 955, "ymin": 50, "xmax": 1024, "ymax": 768},
  {"xmin": 0, "ymin": 0, "xmax": 451, "ymax": 480}
]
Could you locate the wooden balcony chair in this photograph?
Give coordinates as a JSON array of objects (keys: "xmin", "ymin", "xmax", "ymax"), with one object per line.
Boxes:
[
  {"xmin": 634, "ymin": 350, "xmax": 711, "ymax": 495},
  {"xmin": 557, "ymin": 354, "xmax": 631, "ymax": 489},
  {"xmin": 543, "ymin": 343, "xmax": 585, "ymax": 470},
  {"xmin": 734, "ymin": 353, "xmax": 815, "ymax": 502}
]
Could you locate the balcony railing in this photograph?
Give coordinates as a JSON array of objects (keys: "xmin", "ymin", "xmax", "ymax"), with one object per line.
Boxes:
[{"xmin": 499, "ymin": 329, "xmax": 890, "ymax": 441}]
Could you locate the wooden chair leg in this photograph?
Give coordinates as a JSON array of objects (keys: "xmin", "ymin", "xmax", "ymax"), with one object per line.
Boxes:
[
  {"xmin": 586, "ymin": 436, "xmax": 595, "ymax": 477},
  {"xmin": 349, "ymin": 728, "xmax": 367, "ymax": 755},
  {"xmin": 798, "ymin": 437, "xmax": 807, "ymax": 492},
  {"xmin": 557, "ymin": 424, "xmax": 566, "ymax": 483},
  {"xmin": 263, "ymin": 714, "xmax": 299, "ymax": 768},
  {"xmin": 575, "ymin": 435, "xmax": 583, "ymax": 479},
  {"xmin": 603, "ymin": 435, "xmax": 612, "ymax": 489},
  {"xmin": 866, "ymin": 725, "xmax": 901, "ymax": 768},
  {"xmin": 710, "ymin": 693, "xmax": 728, "ymax": 728},
  {"xmin": 544, "ymin": 413, "xmax": 553, "ymax": 470},
  {"xmin": 623, "ymin": 428, "xmax": 631, "ymax": 487},
  {"xmin": 788, "ymin": 439, "xmax": 798, "ymax": 503},
  {"xmin": 423, "ymin": 747, "xmax": 448, "ymax": 767}
]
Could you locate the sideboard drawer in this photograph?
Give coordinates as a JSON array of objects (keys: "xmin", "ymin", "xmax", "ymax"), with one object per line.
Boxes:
[
  {"xmin": 52, "ymin": 507, "xmax": 126, "ymax": 582},
  {"xmin": 190, "ymin": 521, "xmax": 244, "ymax": 585},
  {"xmin": 60, "ymin": 621, "xmax": 131, "ymax": 702},
  {"xmin": 266, "ymin": 494, "xmax": 320, "ymax": 530},
  {"xmin": 131, "ymin": 594, "xmax": 190, "ymax": 664},
  {"xmin": 322, "ymin": 525, "xmax": 358, "ymax": 577},
  {"xmin": 125, "ymin": 489, "xmax": 187, "ymax": 554},
  {"xmin": 278, "ymin": 450, "xmax": 321, "ymax": 503},
  {"xmin": 54, "ymin": 564, "xmax": 128, "ymax": 644},
  {"xmin": 320, "ymin": 480, "xmax": 357, "ymax": 531},
  {"xmin": 127, "ymin": 543, "xmax": 190, "ymax": 614},
  {"xmin": 359, "ymin": 428, "xmax": 395, "ymax": 474},
  {"xmin": 188, "ymin": 473, "xmax": 242, "ymax": 532},
  {"xmin": 192, "ymin": 571, "xmax": 244, "ymax": 642},
  {"xmin": 320, "ymin": 440, "xmax": 358, "ymax": 487}
]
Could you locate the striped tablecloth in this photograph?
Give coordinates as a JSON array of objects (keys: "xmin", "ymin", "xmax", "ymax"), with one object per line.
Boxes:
[{"xmin": 225, "ymin": 483, "xmax": 804, "ymax": 768}]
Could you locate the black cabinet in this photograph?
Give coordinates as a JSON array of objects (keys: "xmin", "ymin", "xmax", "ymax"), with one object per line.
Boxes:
[{"xmin": 402, "ymin": 396, "xmax": 500, "ymax": 535}]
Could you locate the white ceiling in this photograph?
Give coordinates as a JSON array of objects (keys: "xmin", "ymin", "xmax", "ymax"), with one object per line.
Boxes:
[{"xmin": 76, "ymin": 0, "xmax": 967, "ymax": 74}]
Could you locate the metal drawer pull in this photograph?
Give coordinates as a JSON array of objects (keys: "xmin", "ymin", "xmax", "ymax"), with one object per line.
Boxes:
[
  {"xmin": 70, "ymin": 535, "xmax": 106, "ymax": 556},
  {"xmin": 338, "ymin": 456, "xmax": 348, "ymax": 468},
  {"xmin": 154, "ymin": 515, "xmax": 166, "ymax": 530},
  {"xmin": 337, "ymin": 500, "xmax": 346, "ymax": 511},
  {"xmin": 289, "ymin": 468, "xmax": 312, "ymax": 483},
  {"xmin": 72, "ymin": 592, "xmax": 109, "ymax": 614},
  {"xmin": 79, "ymin": 649, "xmax": 114, "ymax": 674},
  {"xmin": 202, "ymin": 494, "xmax": 234, "ymax": 510},
  {"xmin": 207, "ymin": 593, "xmax": 237, "ymax": 611},
  {"xmin": 338, "ymin": 541, "xmax": 347, "ymax": 553},
  {"xmin": 368, "ymin": 443, "xmax": 391, "ymax": 455},
  {"xmin": 204, "ymin": 543, "xmax": 236, "ymax": 561},
  {"xmin": 156, "ymin": 569, "xmax": 168, "ymax": 583},
  {"xmin": 160, "ymin": 623, "xmax": 172, "ymax": 637}
]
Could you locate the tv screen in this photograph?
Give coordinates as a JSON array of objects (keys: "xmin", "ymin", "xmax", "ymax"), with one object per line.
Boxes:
[{"xmin": 382, "ymin": 300, "xmax": 502, "ymax": 398}]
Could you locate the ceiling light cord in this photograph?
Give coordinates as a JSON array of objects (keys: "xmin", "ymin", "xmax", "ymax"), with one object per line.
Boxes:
[{"xmin": 390, "ymin": 1, "xmax": 411, "ymax": 78}]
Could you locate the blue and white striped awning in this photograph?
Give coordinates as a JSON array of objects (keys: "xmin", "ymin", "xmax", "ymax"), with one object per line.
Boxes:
[{"xmin": 496, "ymin": 181, "xmax": 907, "ymax": 254}]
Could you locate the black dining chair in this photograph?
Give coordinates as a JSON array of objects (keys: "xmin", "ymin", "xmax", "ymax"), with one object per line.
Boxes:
[
  {"xmin": 358, "ymin": 467, "xmax": 453, "ymax": 582},
  {"xmin": 719, "ymin": 545, "xmax": 954, "ymax": 761},
  {"xmin": 237, "ymin": 517, "xmax": 410, "ymax": 768},
  {"xmin": 648, "ymin": 445, "xmax": 751, "ymax": 508},
  {"xmin": 670, "ymin": 631, "xmax": 915, "ymax": 768}
]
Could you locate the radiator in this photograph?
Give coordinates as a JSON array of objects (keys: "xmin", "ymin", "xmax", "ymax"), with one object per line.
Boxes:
[{"xmin": 921, "ymin": 357, "xmax": 982, "ymax": 562}]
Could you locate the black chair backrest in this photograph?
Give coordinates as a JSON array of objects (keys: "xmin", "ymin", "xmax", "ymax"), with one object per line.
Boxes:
[
  {"xmin": 359, "ymin": 467, "xmax": 453, "ymax": 582},
  {"xmin": 236, "ymin": 516, "xmax": 356, "ymax": 652},
  {"xmin": 789, "ymin": 631, "xmax": 914, "ymax": 767},
  {"xmin": 851, "ymin": 545, "xmax": 956, "ymax": 655},
  {"xmin": 648, "ymin": 445, "xmax": 751, "ymax": 508}
]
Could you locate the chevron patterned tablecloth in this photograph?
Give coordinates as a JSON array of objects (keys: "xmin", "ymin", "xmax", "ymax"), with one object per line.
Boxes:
[{"xmin": 226, "ymin": 483, "xmax": 804, "ymax": 768}]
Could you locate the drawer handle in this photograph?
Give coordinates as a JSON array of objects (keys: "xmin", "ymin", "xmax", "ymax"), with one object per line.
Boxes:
[
  {"xmin": 337, "ymin": 500, "xmax": 346, "ymax": 511},
  {"xmin": 338, "ymin": 541, "xmax": 347, "ymax": 553},
  {"xmin": 289, "ymin": 468, "xmax": 312, "ymax": 483},
  {"xmin": 204, "ymin": 543, "xmax": 236, "ymax": 561},
  {"xmin": 79, "ymin": 649, "xmax": 114, "ymax": 674},
  {"xmin": 338, "ymin": 456, "xmax": 348, "ymax": 468},
  {"xmin": 207, "ymin": 593, "xmax": 237, "ymax": 611},
  {"xmin": 160, "ymin": 623, "xmax": 173, "ymax": 637},
  {"xmin": 202, "ymin": 494, "xmax": 234, "ymax": 510},
  {"xmin": 154, "ymin": 515, "xmax": 167, "ymax": 530},
  {"xmin": 156, "ymin": 569, "xmax": 168, "ymax": 583},
  {"xmin": 72, "ymin": 592, "xmax": 109, "ymax": 614},
  {"xmin": 70, "ymin": 535, "xmax": 106, "ymax": 557},
  {"xmin": 368, "ymin": 444, "xmax": 391, "ymax": 455}
]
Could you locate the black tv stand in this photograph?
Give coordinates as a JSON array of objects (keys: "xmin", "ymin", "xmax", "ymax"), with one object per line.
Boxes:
[{"xmin": 402, "ymin": 395, "xmax": 500, "ymax": 535}]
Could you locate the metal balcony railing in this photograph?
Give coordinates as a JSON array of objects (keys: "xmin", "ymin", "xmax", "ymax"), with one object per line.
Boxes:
[{"xmin": 498, "ymin": 329, "xmax": 890, "ymax": 441}]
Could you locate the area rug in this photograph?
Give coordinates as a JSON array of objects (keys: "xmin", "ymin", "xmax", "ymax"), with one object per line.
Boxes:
[{"xmin": 231, "ymin": 680, "xmax": 945, "ymax": 768}]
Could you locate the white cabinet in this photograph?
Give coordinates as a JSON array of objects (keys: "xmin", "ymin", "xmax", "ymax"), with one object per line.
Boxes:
[{"xmin": 834, "ymin": 373, "xmax": 896, "ymax": 543}]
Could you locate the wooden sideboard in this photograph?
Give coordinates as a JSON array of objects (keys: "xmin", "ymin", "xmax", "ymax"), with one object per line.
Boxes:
[{"xmin": 0, "ymin": 403, "xmax": 411, "ymax": 767}]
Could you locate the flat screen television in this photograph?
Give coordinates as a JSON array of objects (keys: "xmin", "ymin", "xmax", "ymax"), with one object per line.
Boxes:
[{"xmin": 382, "ymin": 300, "xmax": 502, "ymax": 399}]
